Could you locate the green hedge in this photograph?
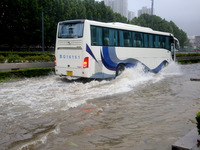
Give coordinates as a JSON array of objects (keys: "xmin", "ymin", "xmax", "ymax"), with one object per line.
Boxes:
[
  {"xmin": 7, "ymin": 54, "xmax": 22, "ymax": 63},
  {"xmin": 23, "ymin": 55, "xmax": 52, "ymax": 62},
  {"xmin": 0, "ymin": 54, "xmax": 53, "ymax": 63},
  {"xmin": 196, "ymin": 111, "xmax": 200, "ymax": 135},
  {"xmin": 176, "ymin": 53, "xmax": 200, "ymax": 57},
  {"xmin": 177, "ymin": 59, "xmax": 200, "ymax": 64},
  {"xmin": 0, "ymin": 51, "xmax": 54, "ymax": 63},
  {"xmin": 0, "ymin": 51, "xmax": 53, "ymax": 57},
  {"xmin": 0, "ymin": 68, "xmax": 54, "ymax": 81},
  {"xmin": 0, "ymin": 55, "xmax": 6, "ymax": 63}
]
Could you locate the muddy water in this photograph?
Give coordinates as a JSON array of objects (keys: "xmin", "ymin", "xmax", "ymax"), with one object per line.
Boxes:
[{"xmin": 0, "ymin": 63, "xmax": 200, "ymax": 150}]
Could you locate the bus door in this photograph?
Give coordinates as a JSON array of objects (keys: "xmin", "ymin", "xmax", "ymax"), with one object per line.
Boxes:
[
  {"xmin": 170, "ymin": 36, "xmax": 176, "ymax": 61},
  {"xmin": 171, "ymin": 43, "xmax": 175, "ymax": 61}
]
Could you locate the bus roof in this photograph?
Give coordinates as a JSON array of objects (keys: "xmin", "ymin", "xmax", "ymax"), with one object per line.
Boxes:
[{"xmin": 59, "ymin": 19, "xmax": 173, "ymax": 37}]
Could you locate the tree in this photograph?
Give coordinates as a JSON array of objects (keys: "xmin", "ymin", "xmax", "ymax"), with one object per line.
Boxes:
[
  {"xmin": 0, "ymin": 0, "xmax": 188, "ymax": 50},
  {"xmin": 131, "ymin": 14, "xmax": 188, "ymax": 48}
]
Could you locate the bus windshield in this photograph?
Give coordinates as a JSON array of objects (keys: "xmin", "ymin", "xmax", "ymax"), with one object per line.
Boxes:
[{"xmin": 58, "ymin": 23, "xmax": 84, "ymax": 38}]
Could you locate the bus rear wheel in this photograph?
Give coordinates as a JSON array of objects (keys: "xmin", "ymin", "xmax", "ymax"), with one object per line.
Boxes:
[{"xmin": 116, "ymin": 64, "xmax": 125, "ymax": 77}]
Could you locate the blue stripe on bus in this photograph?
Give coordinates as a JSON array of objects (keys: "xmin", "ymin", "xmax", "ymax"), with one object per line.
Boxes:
[
  {"xmin": 150, "ymin": 60, "xmax": 169, "ymax": 73},
  {"xmin": 101, "ymin": 46, "xmax": 118, "ymax": 71},
  {"xmin": 100, "ymin": 46, "xmax": 169, "ymax": 73},
  {"xmin": 86, "ymin": 45, "xmax": 169, "ymax": 76},
  {"xmin": 101, "ymin": 50, "xmax": 116, "ymax": 71},
  {"xmin": 107, "ymin": 47, "xmax": 120, "ymax": 62},
  {"xmin": 86, "ymin": 44, "xmax": 98, "ymax": 62}
]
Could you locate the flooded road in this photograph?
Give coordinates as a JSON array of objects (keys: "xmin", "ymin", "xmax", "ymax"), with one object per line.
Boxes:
[{"xmin": 0, "ymin": 63, "xmax": 200, "ymax": 150}]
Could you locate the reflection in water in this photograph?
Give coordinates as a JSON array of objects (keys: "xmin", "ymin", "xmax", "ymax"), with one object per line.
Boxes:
[{"xmin": 0, "ymin": 62, "xmax": 200, "ymax": 150}]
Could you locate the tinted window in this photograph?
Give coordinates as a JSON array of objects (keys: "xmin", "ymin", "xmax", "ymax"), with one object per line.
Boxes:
[
  {"xmin": 58, "ymin": 23, "xmax": 84, "ymax": 38},
  {"xmin": 90, "ymin": 25, "xmax": 171, "ymax": 50},
  {"xmin": 144, "ymin": 34, "xmax": 148, "ymax": 48},
  {"xmin": 135, "ymin": 32, "xmax": 143, "ymax": 47},
  {"xmin": 91, "ymin": 26, "xmax": 103, "ymax": 46}
]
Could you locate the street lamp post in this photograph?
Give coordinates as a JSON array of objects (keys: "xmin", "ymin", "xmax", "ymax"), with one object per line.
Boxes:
[
  {"xmin": 42, "ymin": 12, "xmax": 44, "ymax": 52},
  {"xmin": 151, "ymin": 0, "xmax": 154, "ymax": 29},
  {"xmin": 41, "ymin": 10, "xmax": 51, "ymax": 52}
]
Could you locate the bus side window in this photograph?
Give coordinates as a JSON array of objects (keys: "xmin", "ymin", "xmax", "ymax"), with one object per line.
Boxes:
[
  {"xmin": 124, "ymin": 31, "xmax": 132, "ymax": 47},
  {"xmin": 91, "ymin": 26, "xmax": 103, "ymax": 46},
  {"xmin": 132, "ymin": 32, "xmax": 136, "ymax": 47},
  {"xmin": 149, "ymin": 34, "xmax": 153, "ymax": 48},
  {"xmin": 104, "ymin": 37, "xmax": 109, "ymax": 46},
  {"xmin": 159, "ymin": 36, "xmax": 165, "ymax": 48},
  {"xmin": 135, "ymin": 32, "xmax": 143, "ymax": 47},
  {"xmin": 108, "ymin": 29, "xmax": 118, "ymax": 46},
  {"xmin": 91, "ymin": 26, "xmax": 96, "ymax": 45},
  {"xmin": 144, "ymin": 34, "xmax": 148, "ymax": 48},
  {"xmin": 165, "ymin": 36, "xmax": 170, "ymax": 50},
  {"xmin": 103, "ymin": 28, "xmax": 109, "ymax": 46},
  {"xmin": 119, "ymin": 30, "xmax": 124, "ymax": 47},
  {"xmin": 113, "ymin": 30, "xmax": 118, "ymax": 46},
  {"xmin": 154, "ymin": 35, "xmax": 159, "ymax": 48}
]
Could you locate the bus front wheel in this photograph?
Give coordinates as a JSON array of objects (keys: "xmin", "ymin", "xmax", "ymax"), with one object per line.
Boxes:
[{"xmin": 116, "ymin": 64, "xmax": 125, "ymax": 77}]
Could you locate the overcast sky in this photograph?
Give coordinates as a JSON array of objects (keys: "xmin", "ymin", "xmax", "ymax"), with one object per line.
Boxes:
[{"xmin": 96, "ymin": 0, "xmax": 200, "ymax": 37}]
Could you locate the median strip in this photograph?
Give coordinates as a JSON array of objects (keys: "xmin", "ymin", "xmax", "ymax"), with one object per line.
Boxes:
[{"xmin": 0, "ymin": 68, "xmax": 54, "ymax": 82}]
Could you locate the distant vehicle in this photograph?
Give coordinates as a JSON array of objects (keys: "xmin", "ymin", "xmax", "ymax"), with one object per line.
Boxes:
[{"xmin": 55, "ymin": 19, "xmax": 178, "ymax": 79}]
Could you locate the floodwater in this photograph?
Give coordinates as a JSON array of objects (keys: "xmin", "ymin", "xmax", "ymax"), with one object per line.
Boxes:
[{"xmin": 0, "ymin": 63, "xmax": 200, "ymax": 150}]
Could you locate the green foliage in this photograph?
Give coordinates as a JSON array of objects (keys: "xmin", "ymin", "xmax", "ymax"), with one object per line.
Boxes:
[
  {"xmin": 0, "ymin": 51, "xmax": 53, "ymax": 57},
  {"xmin": 0, "ymin": 68, "xmax": 54, "ymax": 82},
  {"xmin": 176, "ymin": 52, "xmax": 200, "ymax": 64},
  {"xmin": 23, "ymin": 55, "xmax": 52, "ymax": 62},
  {"xmin": 0, "ymin": 52, "xmax": 54, "ymax": 62},
  {"xmin": 7, "ymin": 54, "xmax": 22, "ymax": 63},
  {"xmin": 176, "ymin": 53, "xmax": 200, "ymax": 57},
  {"xmin": 177, "ymin": 59, "xmax": 200, "ymax": 64},
  {"xmin": 0, "ymin": 0, "xmax": 188, "ymax": 49},
  {"xmin": 0, "ymin": 0, "xmax": 126, "ymax": 49},
  {"xmin": 0, "ymin": 55, "xmax": 6, "ymax": 63},
  {"xmin": 131, "ymin": 14, "xmax": 189, "ymax": 48},
  {"xmin": 196, "ymin": 111, "xmax": 200, "ymax": 135}
]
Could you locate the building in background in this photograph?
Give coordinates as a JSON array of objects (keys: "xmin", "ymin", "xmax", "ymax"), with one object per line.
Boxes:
[
  {"xmin": 103, "ymin": 0, "xmax": 109, "ymax": 5},
  {"xmin": 188, "ymin": 36, "xmax": 200, "ymax": 51},
  {"xmin": 195, "ymin": 36, "xmax": 200, "ymax": 49},
  {"xmin": 128, "ymin": 11, "xmax": 135, "ymax": 21},
  {"xmin": 104, "ymin": 0, "xmax": 128, "ymax": 19},
  {"xmin": 103, "ymin": 0, "xmax": 154, "ymax": 20},
  {"xmin": 138, "ymin": 6, "xmax": 154, "ymax": 17},
  {"xmin": 189, "ymin": 37, "xmax": 196, "ymax": 49}
]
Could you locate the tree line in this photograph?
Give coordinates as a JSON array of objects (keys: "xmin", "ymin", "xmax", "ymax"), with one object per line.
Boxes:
[
  {"xmin": 131, "ymin": 14, "xmax": 189, "ymax": 48},
  {"xmin": 0, "ymin": 0, "xmax": 188, "ymax": 50}
]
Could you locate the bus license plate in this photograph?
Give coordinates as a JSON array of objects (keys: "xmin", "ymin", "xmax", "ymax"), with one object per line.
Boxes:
[{"xmin": 67, "ymin": 71, "xmax": 73, "ymax": 76}]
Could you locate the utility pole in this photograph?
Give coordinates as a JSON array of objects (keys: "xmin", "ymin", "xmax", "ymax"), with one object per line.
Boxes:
[
  {"xmin": 42, "ymin": 12, "xmax": 44, "ymax": 52},
  {"xmin": 151, "ymin": 0, "xmax": 154, "ymax": 29}
]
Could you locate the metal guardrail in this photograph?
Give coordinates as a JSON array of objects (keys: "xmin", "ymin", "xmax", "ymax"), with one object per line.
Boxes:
[{"xmin": 0, "ymin": 62, "xmax": 54, "ymax": 71}]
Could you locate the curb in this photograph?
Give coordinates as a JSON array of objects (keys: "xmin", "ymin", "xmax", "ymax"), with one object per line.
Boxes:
[{"xmin": 172, "ymin": 128, "xmax": 200, "ymax": 150}]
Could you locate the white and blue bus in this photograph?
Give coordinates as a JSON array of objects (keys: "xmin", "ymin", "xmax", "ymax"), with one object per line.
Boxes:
[{"xmin": 55, "ymin": 19, "xmax": 178, "ymax": 79}]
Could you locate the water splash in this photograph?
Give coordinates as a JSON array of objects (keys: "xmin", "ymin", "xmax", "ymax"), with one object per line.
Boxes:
[
  {"xmin": 0, "ymin": 62, "xmax": 182, "ymax": 117},
  {"xmin": 161, "ymin": 61, "xmax": 182, "ymax": 76}
]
